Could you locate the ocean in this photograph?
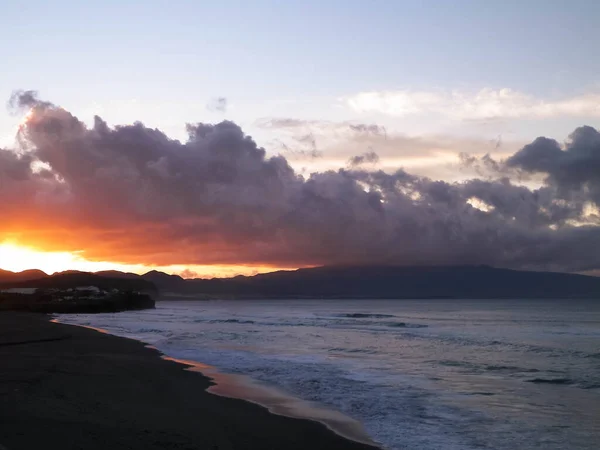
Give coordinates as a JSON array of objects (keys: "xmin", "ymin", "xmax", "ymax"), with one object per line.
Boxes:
[{"xmin": 57, "ymin": 299, "xmax": 600, "ymax": 450}]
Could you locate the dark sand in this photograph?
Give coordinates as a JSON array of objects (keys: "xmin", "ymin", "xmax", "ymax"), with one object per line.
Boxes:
[{"xmin": 0, "ymin": 313, "xmax": 378, "ymax": 450}]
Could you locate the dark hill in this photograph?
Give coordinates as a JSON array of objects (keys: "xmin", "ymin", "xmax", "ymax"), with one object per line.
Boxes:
[
  {"xmin": 141, "ymin": 270, "xmax": 185, "ymax": 292},
  {"xmin": 0, "ymin": 272, "xmax": 156, "ymax": 293},
  {"xmin": 0, "ymin": 269, "xmax": 48, "ymax": 283},
  {"xmin": 175, "ymin": 265, "xmax": 600, "ymax": 299},
  {"xmin": 96, "ymin": 270, "xmax": 143, "ymax": 280},
  {"xmin": 3, "ymin": 265, "xmax": 600, "ymax": 299}
]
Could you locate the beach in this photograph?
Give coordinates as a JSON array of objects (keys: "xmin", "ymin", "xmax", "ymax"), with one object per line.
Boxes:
[{"xmin": 0, "ymin": 312, "xmax": 377, "ymax": 450}]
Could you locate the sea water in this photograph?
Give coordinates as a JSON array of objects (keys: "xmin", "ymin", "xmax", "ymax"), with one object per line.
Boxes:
[{"xmin": 57, "ymin": 299, "xmax": 600, "ymax": 450}]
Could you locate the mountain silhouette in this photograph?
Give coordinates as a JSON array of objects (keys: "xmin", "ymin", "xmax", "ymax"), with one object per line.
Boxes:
[
  {"xmin": 5, "ymin": 265, "xmax": 600, "ymax": 299},
  {"xmin": 0, "ymin": 271, "xmax": 155, "ymax": 293}
]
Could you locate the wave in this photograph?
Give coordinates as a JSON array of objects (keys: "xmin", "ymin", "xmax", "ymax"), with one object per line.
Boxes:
[
  {"xmin": 135, "ymin": 327, "xmax": 171, "ymax": 334},
  {"xmin": 385, "ymin": 321, "xmax": 428, "ymax": 328},
  {"xmin": 207, "ymin": 319, "xmax": 256, "ymax": 324},
  {"xmin": 335, "ymin": 313, "xmax": 396, "ymax": 319},
  {"xmin": 328, "ymin": 347, "xmax": 379, "ymax": 354},
  {"xmin": 395, "ymin": 332, "xmax": 600, "ymax": 361},
  {"xmin": 485, "ymin": 365, "xmax": 541, "ymax": 373},
  {"xmin": 437, "ymin": 360, "xmax": 480, "ymax": 370},
  {"xmin": 438, "ymin": 361, "xmax": 547, "ymax": 375},
  {"xmin": 526, "ymin": 378, "xmax": 574, "ymax": 385},
  {"xmin": 526, "ymin": 378, "xmax": 600, "ymax": 390},
  {"xmin": 192, "ymin": 315, "xmax": 429, "ymax": 330}
]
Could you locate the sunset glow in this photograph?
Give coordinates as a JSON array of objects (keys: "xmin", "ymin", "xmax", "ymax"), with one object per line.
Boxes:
[
  {"xmin": 0, "ymin": 242, "xmax": 142, "ymax": 275},
  {"xmin": 0, "ymin": 242, "xmax": 294, "ymax": 278},
  {"xmin": 1, "ymin": 4, "xmax": 599, "ymax": 278}
]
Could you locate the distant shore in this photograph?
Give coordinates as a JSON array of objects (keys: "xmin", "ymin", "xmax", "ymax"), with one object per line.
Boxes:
[{"xmin": 0, "ymin": 312, "xmax": 377, "ymax": 450}]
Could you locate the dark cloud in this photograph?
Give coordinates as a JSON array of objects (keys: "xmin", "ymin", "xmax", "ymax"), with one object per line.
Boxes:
[
  {"xmin": 2, "ymin": 91, "xmax": 600, "ymax": 272},
  {"xmin": 459, "ymin": 152, "xmax": 510, "ymax": 177},
  {"xmin": 348, "ymin": 151, "xmax": 380, "ymax": 167},
  {"xmin": 7, "ymin": 89, "xmax": 53, "ymax": 112},
  {"xmin": 271, "ymin": 135, "xmax": 322, "ymax": 160},
  {"xmin": 292, "ymin": 133, "xmax": 322, "ymax": 158},
  {"xmin": 207, "ymin": 97, "xmax": 228, "ymax": 113},
  {"xmin": 349, "ymin": 124, "xmax": 387, "ymax": 139},
  {"xmin": 462, "ymin": 125, "xmax": 600, "ymax": 202},
  {"xmin": 507, "ymin": 126, "xmax": 600, "ymax": 203}
]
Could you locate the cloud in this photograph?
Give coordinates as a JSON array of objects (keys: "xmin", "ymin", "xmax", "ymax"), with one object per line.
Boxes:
[
  {"xmin": 507, "ymin": 125, "xmax": 600, "ymax": 203},
  {"xmin": 349, "ymin": 124, "xmax": 387, "ymax": 138},
  {"xmin": 258, "ymin": 116, "xmax": 522, "ymax": 180},
  {"xmin": 8, "ymin": 89, "xmax": 53, "ymax": 112},
  {"xmin": 178, "ymin": 268, "xmax": 198, "ymax": 279},
  {"xmin": 2, "ymin": 90, "xmax": 600, "ymax": 273},
  {"xmin": 257, "ymin": 118, "xmax": 324, "ymax": 129},
  {"xmin": 346, "ymin": 88, "xmax": 600, "ymax": 121},
  {"xmin": 462, "ymin": 125, "xmax": 600, "ymax": 203},
  {"xmin": 207, "ymin": 97, "xmax": 228, "ymax": 113},
  {"xmin": 348, "ymin": 151, "xmax": 379, "ymax": 167},
  {"xmin": 291, "ymin": 133, "xmax": 322, "ymax": 158}
]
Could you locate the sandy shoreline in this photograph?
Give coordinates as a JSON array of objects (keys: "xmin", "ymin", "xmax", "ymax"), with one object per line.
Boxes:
[
  {"xmin": 55, "ymin": 319, "xmax": 375, "ymax": 445},
  {"xmin": 0, "ymin": 312, "xmax": 378, "ymax": 450},
  {"xmin": 161, "ymin": 356, "xmax": 375, "ymax": 445}
]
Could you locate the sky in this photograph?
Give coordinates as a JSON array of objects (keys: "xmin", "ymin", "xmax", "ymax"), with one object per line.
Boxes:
[{"xmin": 0, "ymin": 1, "xmax": 599, "ymax": 277}]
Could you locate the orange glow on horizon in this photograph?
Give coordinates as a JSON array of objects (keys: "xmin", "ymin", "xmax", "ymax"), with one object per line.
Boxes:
[
  {"xmin": 0, "ymin": 241, "xmax": 296, "ymax": 279},
  {"xmin": 0, "ymin": 242, "xmax": 144, "ymax": 275}
]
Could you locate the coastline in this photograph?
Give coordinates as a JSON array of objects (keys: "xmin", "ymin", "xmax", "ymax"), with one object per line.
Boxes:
[
  {"xmin": 161, "ymin": 356, "xmax": 375, "ymax": 446},
  {"xmin": 54, "ymin": 319, "xmax": 376, "ymax": 446},
  {"xmin": 0, "ymin": 312, "xmax": 378, "ymax": 450}
]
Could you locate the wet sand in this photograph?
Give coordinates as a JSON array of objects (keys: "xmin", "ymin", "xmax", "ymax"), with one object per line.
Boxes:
[
  {"xmin": 162, "ymin": 356, "xmax": 374, "ymax": 445},
  {"xmin": 0, "ymin": 312, "xmax": 378, "ymax": 450}
]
